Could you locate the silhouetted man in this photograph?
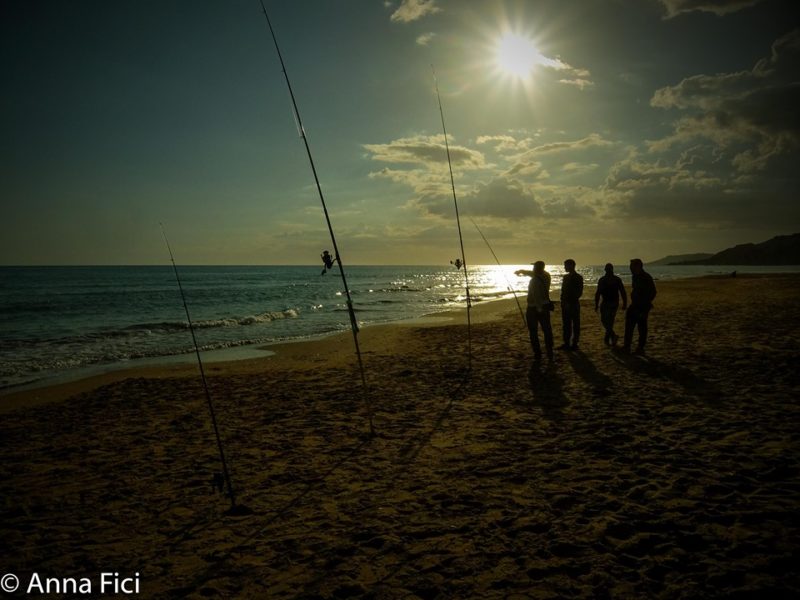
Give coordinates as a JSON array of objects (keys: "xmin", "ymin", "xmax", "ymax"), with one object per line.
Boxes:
[
  {"xmin": 624, "ymin": 258, "xmax": 657, "ymax": 354},
  {"xmin": 595, "ymin": 263, "xmax": 627, "ymax": 346},
  {"xmin": 560, "ymin": 259, "xmax": 583, "ymax": 350},
  {"xmin": 515, "ymin": 261, "xmax": 554, "ymax": 361}
]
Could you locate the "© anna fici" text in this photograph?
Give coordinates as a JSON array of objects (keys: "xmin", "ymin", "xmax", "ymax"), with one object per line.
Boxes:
[{"xmin": 26, "ymin": 572, "xmax": 140, "ymax": 595}]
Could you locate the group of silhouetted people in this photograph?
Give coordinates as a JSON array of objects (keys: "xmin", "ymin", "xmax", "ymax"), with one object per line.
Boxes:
[{"xmin": 515, "ymin": 258, "xmax": 657, "ymax": 361}]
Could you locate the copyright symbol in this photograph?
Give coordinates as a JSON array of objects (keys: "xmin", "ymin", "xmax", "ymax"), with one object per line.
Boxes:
[{"xmin": 1, "ymin": 573, "xmax": 19, "ymax": 592}]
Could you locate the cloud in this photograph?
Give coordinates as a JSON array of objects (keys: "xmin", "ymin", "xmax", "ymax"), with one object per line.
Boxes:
[
  {"xmin": 605, "ymin": 157, "xmax": 724, "ymax": 222},
  {"xmin": 533, "ymin": 53, "xmax": 594, "ymax": 89},
  {"xmin": 399, "ymin": 176, "xmax": 550, "ymax": 221},
  {"xmin": 524, "ymin": 133, "xmax": 615, "ymax": 156},
  {"xmin": 405, "ymin": 174, "xmax": 597, "ymax": 222},
  {"xmin": 606, "ymin": 30, "xmax": 800, "ymax": 230},
  {"xmin": 598, "ymin": 152, "xmax": 799, "ymax": 226},
  {"xmin": 648, "ymin": 29, "xmax": 800, "ymax": 172},
  {"xmin": 651, "ymin": 72, "xmax": 756, "ymax": 111},
  {"xmin": 505, "ymin": 160, "xmax": 547, "ymax": 178},
  {"xmin": 605, "ymin": 155, "xmax": 722, "ymax": 194},
  {"xmin": 658, "ymin": 0, "xmax": 764, "ymax": 18},
  {"xmin": 562, "ymin": 162, "xmax": 600, "ymax": 174},
  {"xmin": 368, "ymin": 164, "xmax": 545, "ymax": 222},
  {"xmin": 558, "ymin": 78, "xmax": 594, "ymax": 90},
  {"xmin": 363, "ymin": 134, "xmax": 487, "ymax": 169},
  {"xmin": 390, "ymin": 0, "xmax": 441, "ymax": 23},
  {"xmin": 540, "ymin": 196, "xmax": 596, "ymax": 218},
  {"xmin": 461, "ymin": 177, "xmax": 542, "ymax": 219},
  {"xmin": 368, "ymin": 167, "xmax": 450, "ymax": 199},
  {"xmin": 475, "ymin": 134, "xmax": 534, "ymax": 153},
  {"xmin": 525, "ymin": 182, "xmax": 599, "ymax": 219},
  {"xmin": 538, "ymin": 55, "xmax": 571, "ymax": 71},
  {"xmin": 504, "ymin": 134, "xmax": 614, "ymax": 176},
  {"xmin": 365, "ymin": 134, "xmax": 495, "ymax": 220},
  {"xmin": 416, "ymin": 32, "xmax": 435, "ymax": 46}
]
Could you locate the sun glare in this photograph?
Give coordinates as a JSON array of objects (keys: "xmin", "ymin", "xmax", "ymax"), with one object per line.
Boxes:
[{"xmin": 495, "ymin": 32, "xmax": 540, "ymax": 79}]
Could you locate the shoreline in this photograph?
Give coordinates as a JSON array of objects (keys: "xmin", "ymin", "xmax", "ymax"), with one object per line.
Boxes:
[
  {"xmin": 4, "ymin": 266, "xmax": 799, "ymax": 399},
  {"xmin": 0, "ymin": 293, "xmax": 511, "ymax": 414},
  {"xmin": 0, "ymin": 287, "xmax": 523, "ymax": 409},
  {"xmin": 1, "ymin": 271, "xmax": 796, "ymax": 414}
]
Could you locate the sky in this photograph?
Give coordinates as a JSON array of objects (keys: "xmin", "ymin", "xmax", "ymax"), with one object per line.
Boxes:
[{"xmin": 2, "ymin": 0, "xmax": 798, "ymax": 266}]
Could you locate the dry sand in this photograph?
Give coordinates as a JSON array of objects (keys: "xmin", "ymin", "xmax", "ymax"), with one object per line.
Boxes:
[{"xmin": 1, "ymin": 274, "xmax": 799, "ymax": 598}]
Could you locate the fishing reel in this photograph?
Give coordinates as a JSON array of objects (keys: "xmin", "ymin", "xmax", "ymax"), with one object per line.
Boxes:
[
  {"xmin": 450, "ymin": 258, "xmax": 463, "ymax": 270},
  {"xmin": 321, "ymin": 250, "xmax": 338, "ymax": 275}
]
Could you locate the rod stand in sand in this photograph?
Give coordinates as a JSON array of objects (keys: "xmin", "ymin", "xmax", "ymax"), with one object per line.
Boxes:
[
  {"xmin": 432, "ymin": 65, "xmax": 472, "ymax": 372},
  {"xmin": 259, "ymin": 2, "xmax": 375, "ymax": 437},
  {"xmin": 160, "ymin": 224, "xmax": 253, "ymax": 516}
]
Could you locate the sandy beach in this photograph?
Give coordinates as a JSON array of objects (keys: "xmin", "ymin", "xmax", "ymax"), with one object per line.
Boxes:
[{"xmin": 1, "ymin": 274, "xmax": 799, "ymax": 598}]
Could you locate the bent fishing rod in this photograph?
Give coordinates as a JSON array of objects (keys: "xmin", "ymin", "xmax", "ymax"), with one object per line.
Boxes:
[
  {"xmin": 259, "ymin": 2, "xmax": 374, "ymax": 436},
  {"xmin": 470, "ymin": 218, "xmax": 527, "ymax": 327},
  {"xmin": 432, "ymin": 66, "xmax": 472, "ymax": 372},
  {"xmin": 160, "ymin": 224, "xmax": 247, "ymax": 515}
]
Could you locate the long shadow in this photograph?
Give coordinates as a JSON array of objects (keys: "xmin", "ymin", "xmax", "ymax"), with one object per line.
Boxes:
[
  {"xmin": 528, "ymin": 361, "xmax": 567, "ymax": 421},
  {"xmin": 168, "ymin": 436, "xmax": 372, "ymax": 598},
  {"xmin": 610, "ymin": 349, "xmax": 722, "ymax": 402},
  {"xmin": 164, "ymin": 506, "xmax": 228, "ymax": 549},
  {"xmin": 168, "ymin": 371, "xmax": 471, "ymax": 596},
  {"xmin": 566, "ymin": 350, "xmax": 614, "ymax": 399},
  {"xmin": 396, "ymin": 374, "xmax": 468, "ymax": 465},
  {"xmin": 282, "ymin": 375, "xmax": 472, "ymax": 596}
]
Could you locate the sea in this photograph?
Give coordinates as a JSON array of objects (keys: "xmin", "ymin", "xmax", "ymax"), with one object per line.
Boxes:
[{"xmin": 2, "ymin": 264, "xmax": 798, "ymax": 392}]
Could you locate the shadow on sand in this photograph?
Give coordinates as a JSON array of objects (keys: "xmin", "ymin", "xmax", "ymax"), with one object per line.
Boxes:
[
  {"xmin": 168, "ymin": 435, "xmax": 373, "ymax": 598},
  {"xmin": 528, "ymin": 361, "xmax": 567, "ymax": 421},
  {"xmin": 566, "ymin": 349, "xmax": 614, "ymax": 399},
  {"xmin": 396, "ymin": 376, "xmax": 466, "ymax": 464},
  {"xmin": 610, "ymin": 349, "xmax": 722, "ymax": 402}
]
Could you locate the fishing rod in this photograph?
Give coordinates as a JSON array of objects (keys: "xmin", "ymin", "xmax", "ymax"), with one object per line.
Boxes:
[
  {"xmin": 432, "ymin": 66, "xmax": 472, "ymax": 371},
  {"xmin": 159, "ymin": 224, "xmax": 248, "ymax": 515},
  {"xmin": 470, "ymin": 218, "xmax": 527, "ymax": 327},
  {"xmin": 258, "ymin": 2, "xmax": 374, "ymax": 436}
]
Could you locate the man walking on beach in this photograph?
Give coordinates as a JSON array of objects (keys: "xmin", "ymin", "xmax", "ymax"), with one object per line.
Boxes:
[
  {"xmin": 560, "ymin": 259, "xmax": 583, "ymax": 351},
  {"xmin": 515, "ymin": 261, "xmax": 554, "ymax": 361},
  {"xmin": 624, "ymin": 258, "xmax": 657, "ymax": 354},
  {"xmin": 595, "ymin": 263, "xmax": 627, "ymax": 346}
]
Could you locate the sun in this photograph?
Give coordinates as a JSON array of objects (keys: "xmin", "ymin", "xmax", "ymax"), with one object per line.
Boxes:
[{"xmin": 495, "ymin": 32, "xmax": 540, "ymax": 79}]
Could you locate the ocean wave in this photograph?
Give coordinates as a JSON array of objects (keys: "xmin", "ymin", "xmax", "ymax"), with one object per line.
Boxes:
[
  {"xmin": 351, "ymin": 299, "xmax": 403, "ymax": 306},
  {"xmin": 376, "ymin": 286, "xmax": 425, "ymax": 293},
  {"xmin": 350, "ymin": 286, "xmax": 425, "ymax": 295},
  {"xmin": 123, "ymin": 309, "xmax": 299, "ymax": 333}
]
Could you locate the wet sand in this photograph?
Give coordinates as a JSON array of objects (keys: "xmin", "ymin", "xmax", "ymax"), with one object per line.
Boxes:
[{"xmin": 1, "ymin": 274, "xmax": 799, "ymax": 598}]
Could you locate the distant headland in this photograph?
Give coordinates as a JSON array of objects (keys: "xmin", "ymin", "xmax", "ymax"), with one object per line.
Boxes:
[{"xmin": 651, "ymin": 233, "xmax": 800, "ymax": 266}]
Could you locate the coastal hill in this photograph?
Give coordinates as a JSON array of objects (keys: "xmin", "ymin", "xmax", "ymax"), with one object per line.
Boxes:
[
  {"xmin": 654, "ymin": 233, "xmax": 800, "ymax": 266},
  {"xmin": 650, "ymin": 253, "xmax": 713, "ymax": 266}
]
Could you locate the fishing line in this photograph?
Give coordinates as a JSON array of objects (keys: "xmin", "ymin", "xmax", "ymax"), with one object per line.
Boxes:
[
  {"xmin": 470, "ymin": 218, "xmax": 527, "ymax": 327},
  {"xmin": 159, "ymin": 223, "xmax": 249, "ymax": 516},
  {"xmin": 432, "ymin": 65, "xmax": 472, "ymax": 371},
  {"xmin": 285, "ymin": 87, "xmax": 302, "ymax": 138},
  {"xmin": 258, "ymin": 2, "xmax": 374, "ymax": 436}
]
